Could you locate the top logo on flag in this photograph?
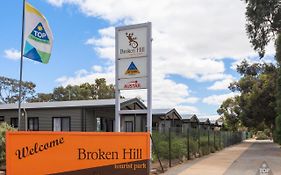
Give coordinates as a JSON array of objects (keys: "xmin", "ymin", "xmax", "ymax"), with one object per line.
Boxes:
[
  {"xmin": 125, "ymin": 62, "xmax": 140, "ymax": 75},
  {"xmin": 24, "ymin": 2, "xmax": 53, "ymax": 64},
  {"xmin": 29, "ymin": 22, "xmax": 50, "ymax": 44}
]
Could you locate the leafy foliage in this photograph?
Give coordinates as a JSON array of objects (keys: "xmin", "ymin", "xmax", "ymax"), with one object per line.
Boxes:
[
  {"xmin": 217, "ymin": 97, "xmax": 241, "ymax": 131},
  {"xmin": 255, "ymin": 131, "xmax": 269, "ymax": 140},
  {"xmin": 243, "ymin": 0, "xmax": 281, "ymax": 57},
  {"xmin": 243, "ymin": 0, "xmax": 281, "ymax": 143},
  {"xmin": 0, "ymin": 76, "xmax": 36, "ymax": 104},
  {"xmin": 29, "ymin": 78, "xmax": 115, "ymax": 102},
  {"xmin": 218, "ymin": 61, "xmax": 277, "ymax": 131},
  {"xmin": 0, "ymin": 123, "xmax": 16, "ymax": 166},
  {"xmin": 274, "ymin": 35, "xmax": 281, "ymax": 144}
]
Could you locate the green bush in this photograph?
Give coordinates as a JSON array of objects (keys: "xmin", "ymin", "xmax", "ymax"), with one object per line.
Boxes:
[
  {"xmin": 188, "ymin": 139, "xmax": 198, "ymax": 156},
  {"xmin": 171, "ymin": 136, "xmax": 186, "ymax": 160},
  {"xmin": 256, "ymin": 131, "xmax": 269, "ymax": 140},
  {"xmin": 0, "ymin": 122, "xmax": 16, "ymax": 166},
  {"xmin": 199, "ymin": 137, "xmax": 209, "ymax": 156}
]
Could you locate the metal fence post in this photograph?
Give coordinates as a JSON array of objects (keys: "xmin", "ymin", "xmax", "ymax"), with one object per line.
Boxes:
[
  {"xmin": 219, "ymin": 131, "xmax": 221, "ymax": 149},
  {"xmin": 169, "ymin": 127, "xmax": 171, "ymax": 168},
  {"xmin": 206, "ymin": 128, "xmax": 208, "ymax": 154},
  {"xmin": 187, "ymin": 127, "xmax": 190, "ymax": 160},
  {"xmin": 213, "ymin": 130, "xmax": 214, "ymax": 151},
  {"xmin": 198, "ymin": 127, "xmax": 201, "ymax": 156}
]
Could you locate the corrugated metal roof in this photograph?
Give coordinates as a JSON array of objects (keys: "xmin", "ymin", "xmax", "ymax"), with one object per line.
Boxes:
[
  {"xmin": 198, "ymin": 118, "xmax": 209, "ymax": 123},
  {"xmin": 152, "ymin": 109, "xmax": 173, "ymax": 115},
  {"xmin": 199, "ymin": 115, "xmax": 221, "ymax": 121},
  {"xmin": 181, "ymin": 114, "xmax": 195, "ymax": 120},
  {"xmin": 210, "ymin": 120, "xmax": 218, "ymax": 125},
  {"xmin": 0, "ymin": 98, "xmax": 129, "ymax": 110}
]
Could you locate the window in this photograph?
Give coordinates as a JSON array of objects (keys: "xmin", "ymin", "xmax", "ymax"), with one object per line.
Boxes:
[
  {"xmin": 125, "ymin": 121, "xmax": 134, "ymax": 132},
  {"xmin": 0, "ymin": 116, "xmax": 4, "ymax": 123},
  {"xmin": 11, "ymin": 118, "xmax": 18, "ymax": 128},
  {"xmin": 96, "ymin": 117, "xmax": 107, "ymax": 131},
  {"xmin": 53, "ymin": 117, "xmax": 70, "ymax": 131},
  {"xmin": 28, "ymin": 117, "xmax": 39, "ymax": 131}
]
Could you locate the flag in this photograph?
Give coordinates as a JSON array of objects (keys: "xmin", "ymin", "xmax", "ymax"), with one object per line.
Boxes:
[{"xmin": 23, "ymin": 2, "xmax": 53, "ymax": 64}]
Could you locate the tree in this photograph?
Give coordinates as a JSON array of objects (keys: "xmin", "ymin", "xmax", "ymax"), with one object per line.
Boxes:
[
  {"xmin": 0, "ymin": 76, "xmax": 36, "ymax": 104},
  {"xmin": 243, "ymin": 0, "xmax": 281, "ymax": 142},
  {"xmin": 29, "ymin": 78, "xmax": 115, "ymax": 102},
  {"xmin": 217, "ymin": 96, "xmax": 241, "ymax": 131},
  {"xmin": 0, "ymin": 122, "xmax": 16, "ymax": 166},
  {"xmin": 275, "ymin": 35, "xmax": 281, "ymax": 143},
  {"xmin": 219, "ymin": 61, "xmax": 277, "ymax": 132},
  {"xmin": 243, "ymin": 0, "xmax": 281, "ymax": 57}
]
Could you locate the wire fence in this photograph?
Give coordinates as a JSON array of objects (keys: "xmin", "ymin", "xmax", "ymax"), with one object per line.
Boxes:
[{"xmin": 151, "ymin": 126, "xmax": 246, "ymax": 173}]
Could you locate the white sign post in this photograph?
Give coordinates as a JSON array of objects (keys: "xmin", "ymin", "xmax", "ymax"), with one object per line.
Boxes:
[
  {"xmin": 115, "ymin": 23, "xmax": 152, "ymax": 166},
  {"xmin": 115, "ymin": 22, "xmax": 152, "ymax": 133}
]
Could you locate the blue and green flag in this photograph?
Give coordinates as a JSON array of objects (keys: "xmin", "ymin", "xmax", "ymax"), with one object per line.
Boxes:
[{"xmin": 23, "ymin": 2, "xmax": 53, "ymax": 64}]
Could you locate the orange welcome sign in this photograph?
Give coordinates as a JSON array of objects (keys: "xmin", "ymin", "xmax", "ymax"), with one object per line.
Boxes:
[{"xmin": 6, "ymin": 132, "xmax": 150, "ymax": 175}]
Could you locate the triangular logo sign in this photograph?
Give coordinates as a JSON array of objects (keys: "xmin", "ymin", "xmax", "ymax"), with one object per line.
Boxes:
[
  {"xmin": 28, "ymin": 22, "xmax": 50, "ymax": 44},
  {"xmin": 125, "ymin": 62, "xmax": 140, "ymax": 75},
  {"xmin": 256, "ymin": 161, "xmax": 273, "ymax": 175}
]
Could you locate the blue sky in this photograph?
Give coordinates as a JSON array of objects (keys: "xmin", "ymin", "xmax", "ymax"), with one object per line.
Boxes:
[{"xmin": 0, "ymin": 0, "xmax": 275, "ymax": 116}]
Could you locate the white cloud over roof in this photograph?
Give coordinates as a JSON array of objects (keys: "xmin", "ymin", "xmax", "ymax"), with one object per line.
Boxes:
[{"xmin": 48, "ymin": 0, "xmax": 274, "ymax": 114}]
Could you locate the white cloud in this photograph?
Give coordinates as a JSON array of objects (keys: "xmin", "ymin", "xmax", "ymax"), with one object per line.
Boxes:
[
  {"xmin": 3, "ymin": 49, "xmax": 21, "ymax": 60},
  {"xmin": 185, "ymin": 97, "xmax": 199, "ymax": 104},
  {"xmin": 231, "ymin": 54, "xmax": 277, "ymax": 71},
  {"xmin": 208, "ymin": 76, "xmax": 235, "ymax": 90},
  {"xmin": 57, "ymin": 63, "xmax": 199, "ymax": 112},
  {"xmin": 49, "ymin": 0, "xmax": 275, "ymax": 114},
  {"xmin": 175, "ymin": 105, "xmax": 199, "ymax": 114},
  {"xmin": 202, "ymin": 92, "xmax": 239, "ymax": 105},
  {"xmin": 91, "ymin": 65, "xmax": 103, "ymax": 72},
  {"xmin": 56, "ymin": 65, "xmax": 115, "ymax": 86},
  {"xmin": 47, "ymin": 0, "xmax": 275, "ymax": 59}
]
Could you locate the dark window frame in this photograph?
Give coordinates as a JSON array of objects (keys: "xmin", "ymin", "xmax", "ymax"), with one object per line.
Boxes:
[
  {"xmin": 0, "ymin": 116, "xmax": 4, "ymax": 123},
  {"xmin": 52, "ymin": 117, "xmax": 71, "ymax": 131},
  {"xmin": 28, "ymin": 117, "xmax": 39, "ymax": 131},
  {"xmin": 10, "ymin": 117, "xmax": 18, "ymax": 128}
]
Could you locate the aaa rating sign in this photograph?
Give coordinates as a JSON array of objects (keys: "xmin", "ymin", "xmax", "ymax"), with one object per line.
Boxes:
[{"xmin": 118, "ymin": 57, "xmax": 147, "ymax": 79}]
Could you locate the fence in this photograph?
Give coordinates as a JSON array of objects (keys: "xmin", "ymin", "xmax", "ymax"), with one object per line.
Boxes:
[{"xmin": 151, "ymin": 127, "xmax": 244, "ymax": 172}]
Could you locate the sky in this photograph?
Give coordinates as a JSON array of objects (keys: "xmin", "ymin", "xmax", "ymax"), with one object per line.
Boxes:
[{"xmin": 0, "ymin": 0, "xmax": 276, "ymax": 117}]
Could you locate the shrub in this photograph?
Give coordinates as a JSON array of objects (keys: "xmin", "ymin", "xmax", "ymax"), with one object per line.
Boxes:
[
  {"xmin": 256, "ymin": 131, "xmax": 269, "ymax": 140},
  {"xmin": 171, "ymin": 136, "xmax": 186, "ymax": 160},
  {"xmin": 0, "ymin": 122, "xmax": 16, "ymax": 166},
  {"xmin": 188, "ymin": 139, "xmax": 198, "ymax": 157}
]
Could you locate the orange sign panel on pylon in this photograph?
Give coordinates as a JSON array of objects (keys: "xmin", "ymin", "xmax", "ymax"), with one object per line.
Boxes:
[{"xmin": 6, "ymin": 132, "xmax": 150, "ymax": 175}]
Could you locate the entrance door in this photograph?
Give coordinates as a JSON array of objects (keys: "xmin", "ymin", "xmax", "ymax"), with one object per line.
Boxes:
[{"xmin": 125, "ymin": 121, "xmax": 134, "ymax": 132}]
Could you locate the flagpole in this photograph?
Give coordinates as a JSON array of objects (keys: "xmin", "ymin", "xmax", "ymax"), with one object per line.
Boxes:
[{"xmin": 18, "ymin": 0, "xmax": 26, "ymax": 131}]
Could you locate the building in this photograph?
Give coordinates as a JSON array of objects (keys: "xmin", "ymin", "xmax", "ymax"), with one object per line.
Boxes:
[
  {"xmin": 181, "ymin": 114, "xmax": 199, "ymax": 131},
  {"xmin": 198, "ymin": 118, "xmax": 211, "ymax": 130},
  {"xmin": 0, "ymin": 98, "xmax": 147, "ymax": 132},
  {"xmin": 152, "ymin": 108, "xmax": 182, "ymax": 132}
]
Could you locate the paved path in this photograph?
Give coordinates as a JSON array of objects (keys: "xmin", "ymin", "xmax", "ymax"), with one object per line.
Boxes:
[
  {"xmin": 163, "ymin": 140, "xmax": 281, "ymax": 175},
  {"xmin": 224, "ymin": 140, "xmax": 281, "ymax": 175}
]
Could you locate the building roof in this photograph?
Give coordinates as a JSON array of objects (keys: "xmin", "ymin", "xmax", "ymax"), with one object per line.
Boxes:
[
  {"xmin": 181, "ymin": 114, "xmax": 195, "ymax": 120},
  {"xmin": 152, "ymin": 109, "xmax": 173, "ymax": 115},
  {"xmin": 210, "ymin": 120, "xmax": 218, "ymax": 125},
  {"xmin": 198, "ymin": 118, "xmax": 210, "ymax": 124},
  {"xmin": 181, "ymin": 114, "xmax": 199, "ymax": 122},
  {"xmin": 0, "ymin": 98, "xmax": 145, "ymax": 110},
  {"xmin": 200, "ymin": 115, "xmax": 221, "ymax": 121},
  {"xmin": 152, "ymin": 108, "xmax": 182, "ymax": 120}
]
